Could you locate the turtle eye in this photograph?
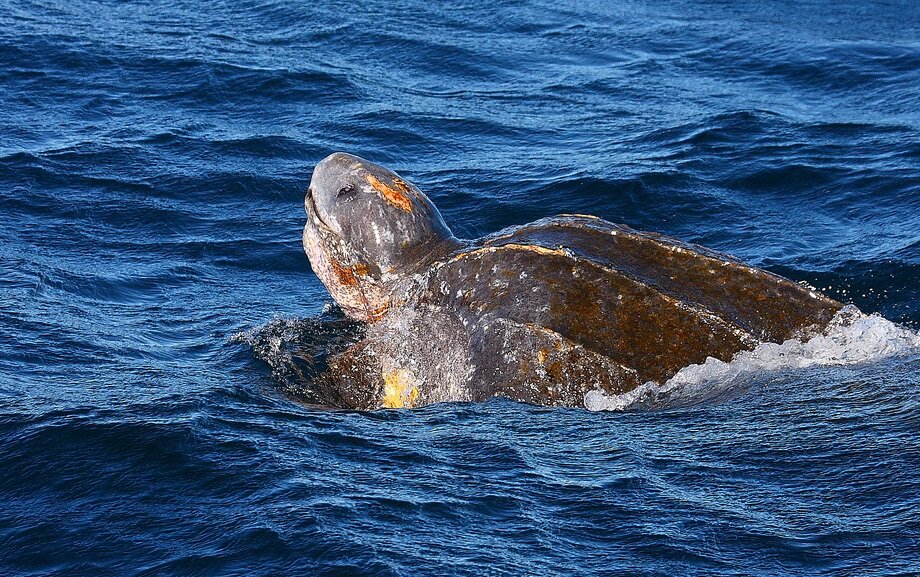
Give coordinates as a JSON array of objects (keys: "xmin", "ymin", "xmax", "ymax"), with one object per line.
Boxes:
[{"xmin": 336, "ymin": 183, "xmax": 357, "ymax": 198}]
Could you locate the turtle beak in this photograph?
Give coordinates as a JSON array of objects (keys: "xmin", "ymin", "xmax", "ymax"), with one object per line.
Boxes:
[
  {"xmin": 305, "ymin": 186, "xmax": 317, "ymax": 214},
  {"xmin": 305, "ymin": 187, "xmax": 335, "ymax": 233}
]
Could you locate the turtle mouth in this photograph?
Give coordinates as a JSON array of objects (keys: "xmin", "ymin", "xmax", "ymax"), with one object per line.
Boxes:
[{"xmin": 305, "ymin": 188, "xmax": 337, "ymax": 235}]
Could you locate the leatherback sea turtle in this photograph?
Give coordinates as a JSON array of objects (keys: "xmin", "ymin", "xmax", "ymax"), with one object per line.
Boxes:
[{"xmin": 302, "ymin": 153, "xmax": 842, "ymax": 409}]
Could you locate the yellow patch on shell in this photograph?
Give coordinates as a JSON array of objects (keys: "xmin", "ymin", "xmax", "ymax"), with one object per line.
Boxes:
[
  {"xmin": 366, "ymin": 174, "xmax": 414, "ymax": 213},
  {"xmin": 382, "ymin": 368, "xmax": 419, "ymax": 408},
  {"xmin": 449, "ymin": 243, "xmax": 571, "ymax": 263}
]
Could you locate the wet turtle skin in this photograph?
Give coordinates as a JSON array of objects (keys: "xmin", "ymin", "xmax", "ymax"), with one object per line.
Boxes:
[{"xmin": 303, "ymin": 153, "xmax": 843, "ymax": 410}]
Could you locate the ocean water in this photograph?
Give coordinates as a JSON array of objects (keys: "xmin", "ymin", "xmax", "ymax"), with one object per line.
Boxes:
[{"xmin": 2, "ymin": 0, "xmax": 920, "ymax": 575}]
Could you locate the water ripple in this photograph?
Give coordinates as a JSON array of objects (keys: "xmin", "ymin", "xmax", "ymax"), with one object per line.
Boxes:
[{"xmin": 2, "ymin": 0, "xmax": 920, "ymax": 575}]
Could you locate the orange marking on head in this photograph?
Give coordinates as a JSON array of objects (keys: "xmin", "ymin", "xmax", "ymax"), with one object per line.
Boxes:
[
  {"xmin": 366, "ymin": 174, "xmax": 413, "ymax": 213},
  {"xmin": 392, "ymin": 176, "xmax": 413, "ymax": 195}
]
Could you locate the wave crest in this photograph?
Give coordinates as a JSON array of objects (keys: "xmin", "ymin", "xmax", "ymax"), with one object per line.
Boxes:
[
  {"xmin": 230, "ymin": 305, "xmax": 365, "ymax": 401},
  {"xmin": 585, "ymin": 305, "xmax": 920, "ymax": 411}
]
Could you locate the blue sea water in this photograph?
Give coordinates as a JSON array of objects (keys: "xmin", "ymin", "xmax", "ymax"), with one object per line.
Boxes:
[{"xmin": 2, "ymin": 0, "xmax": 920, "ymax": 575}]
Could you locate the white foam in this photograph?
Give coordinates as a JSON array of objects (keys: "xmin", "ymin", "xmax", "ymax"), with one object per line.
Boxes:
[{"xmin": 584, "ymin": 305, "xmax": 920, "ymax": 411}]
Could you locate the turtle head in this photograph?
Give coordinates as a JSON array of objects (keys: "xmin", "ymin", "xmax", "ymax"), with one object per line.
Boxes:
[{"xmin": 303, "ymin": 152, "xmax": 459, "ymax": 322}]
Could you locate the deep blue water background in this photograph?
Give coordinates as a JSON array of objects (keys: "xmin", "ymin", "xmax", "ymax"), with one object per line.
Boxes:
[{"xmin": 2, "ymin": 1, "xmax": 920, "ymax": 575}]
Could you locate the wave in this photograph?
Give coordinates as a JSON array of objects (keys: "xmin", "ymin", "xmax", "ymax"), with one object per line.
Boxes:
[
  {"xmin": 230, "ymin": 305, "xmax": 365, "ymax": 402},
  {"xmin": 585, "ymin": 305, "xmax": 920, "ymax": 411}
]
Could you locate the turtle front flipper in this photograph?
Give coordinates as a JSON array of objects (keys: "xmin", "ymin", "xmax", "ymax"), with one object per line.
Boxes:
[
  {"xmin": 472, "ymin": 317, "xmax": 642, "ymax": 407},
  {"xmin": 319, "ymin": 340, "xmax": 386, "ymax": 410}
]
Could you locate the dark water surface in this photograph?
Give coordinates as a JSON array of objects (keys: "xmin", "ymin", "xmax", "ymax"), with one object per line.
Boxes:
[{"xmin": 2, "ymin": 1, "xmax": 920, "ymax": 575}]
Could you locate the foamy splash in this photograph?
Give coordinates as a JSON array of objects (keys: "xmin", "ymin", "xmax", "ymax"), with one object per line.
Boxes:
[
  {"xmin": 584, "ymin": 305, "xmax": 920, "ymax": 411},
  {"xmin": 230, "ymin": 304, "xmax": 365, "ymax": 396}
]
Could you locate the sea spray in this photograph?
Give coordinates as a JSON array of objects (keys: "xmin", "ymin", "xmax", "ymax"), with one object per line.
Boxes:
[
  {"xmin": 230, "ymin": 304, "xmax": 365, "ymax": 396},
  {"xmin": 584, "ymin": 305, "xmax": 920, "ymax": 411}
]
